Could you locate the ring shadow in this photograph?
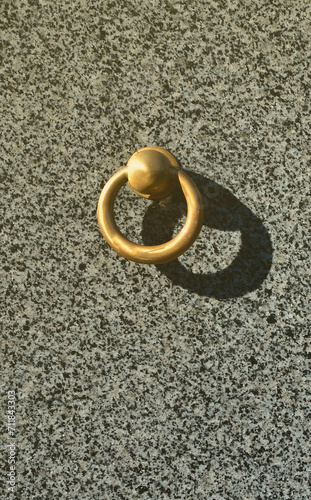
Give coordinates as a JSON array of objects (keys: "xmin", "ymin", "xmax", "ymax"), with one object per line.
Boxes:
[{"xmin": 141, "ymin": 170, "xmax": 273, "ymax": 299}]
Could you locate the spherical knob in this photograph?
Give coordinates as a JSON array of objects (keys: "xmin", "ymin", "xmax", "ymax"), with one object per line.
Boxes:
[{"xmin": 127, "ymin": 148, "xmax": 178, "ymax": 199}]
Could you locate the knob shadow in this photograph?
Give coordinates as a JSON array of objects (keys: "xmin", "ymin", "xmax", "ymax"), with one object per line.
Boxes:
[{"xmin": 141, "ymin": 170, "xmax": 273, "ymax": 299}]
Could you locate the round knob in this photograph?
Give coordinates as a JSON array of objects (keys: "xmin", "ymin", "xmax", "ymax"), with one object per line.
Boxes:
[
  {"xmin": 127, "ymin": 149, "xmax": 178, "ymax": 199},
  {"xmin": 97, "ymin": 147, "xmax": 204, "ymax": 264}
]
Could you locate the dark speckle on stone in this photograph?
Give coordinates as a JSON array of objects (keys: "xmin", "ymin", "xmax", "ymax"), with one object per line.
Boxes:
[
  {"xmin": 249, "ymin": 355, "xmax": 258, "ymax": 365},
  {"xmin": 267, "ymin": 314, "xmax": 277, "ymax": 324}
]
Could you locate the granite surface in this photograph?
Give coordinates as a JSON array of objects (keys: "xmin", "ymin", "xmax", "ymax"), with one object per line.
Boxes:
[{"xmin": 1, "ymin": 0, "xmax": 310, "ymax": 498}]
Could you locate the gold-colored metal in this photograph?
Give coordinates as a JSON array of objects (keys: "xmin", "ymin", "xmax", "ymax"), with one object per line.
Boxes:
[{"xmin": 97, "ymin": 147, "xmax": 204, "ymax": 264}]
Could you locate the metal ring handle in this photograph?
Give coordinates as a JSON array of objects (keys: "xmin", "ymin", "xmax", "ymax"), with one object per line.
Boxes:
[{"xmin": 97, "ymin": 148, "xmax": 204, "ymax": 264}]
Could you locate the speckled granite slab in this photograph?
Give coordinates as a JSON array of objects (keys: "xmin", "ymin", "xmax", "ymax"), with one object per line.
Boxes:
[{"xmin": 1, "ymin": 1, "xmax": 310, "ymax": 499}]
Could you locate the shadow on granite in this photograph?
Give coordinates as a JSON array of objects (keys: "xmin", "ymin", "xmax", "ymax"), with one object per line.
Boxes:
[{"xmin": 142, "ymin": 170, "xmax": 273, "ymax": 299}]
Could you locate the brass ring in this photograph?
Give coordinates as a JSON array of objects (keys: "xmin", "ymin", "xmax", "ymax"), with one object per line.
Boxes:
[{"xmin": 97, "ymin": 147, "xmax": 204, "ymax": 264}]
